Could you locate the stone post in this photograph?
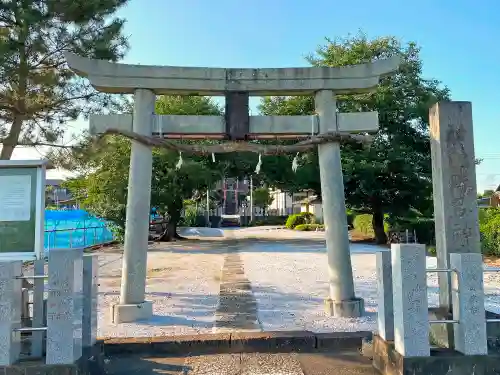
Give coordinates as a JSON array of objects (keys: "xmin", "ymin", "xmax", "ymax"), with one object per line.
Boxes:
[
  {"xmin": 0, "ymin": 261, "xmax": 22, "ymax": 365},
  {"xmin": 392, "ymin": 244, "xmax": 429, "ymax": 357},
  {"xmin": 46, "ymin": 248, "xmax": 83, "ymax": 364},
  {"xmin": 430, "ymin": 102, "xmax": 480, "ymax": 310},
  {"xmin": 315, "ymin": 90, "xmax": 364, "ymax": 317},
  {"xmin": 82, "ymin": 255, "xmax": 98, "ymax": 349},
  {"xmin": 450, "ymin": 253, "xmax": 487, "ymax": 355},
  {"xmin": 114, "ymin": 89, "xmax": 155, "ymax": 323},
  {"xmin": 376, "ymin": 251, "xmax": 394, "ymax": 341},
  {"xmin": 31, "ymin": 259, "xmax": 45, "ymax": 358}
]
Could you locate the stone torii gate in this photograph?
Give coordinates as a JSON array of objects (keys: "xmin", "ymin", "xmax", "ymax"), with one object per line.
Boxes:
[{"xmin": 65, "ymin": 53, "xmax": 401, "ymax": 323}]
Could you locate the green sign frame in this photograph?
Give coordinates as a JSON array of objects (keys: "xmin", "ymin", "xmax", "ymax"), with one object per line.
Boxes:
[{"xmin": 0, "ymin": 160, "xmax": 47, "ymax": 260}]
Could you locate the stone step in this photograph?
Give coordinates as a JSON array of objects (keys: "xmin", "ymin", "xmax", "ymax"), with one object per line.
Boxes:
[{"xmin": 101, "ymin": 331, "xmax": 372, "ymax": 356}]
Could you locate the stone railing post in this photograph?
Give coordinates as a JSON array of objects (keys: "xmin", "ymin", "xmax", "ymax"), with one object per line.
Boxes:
[
  {"xmin": 31, "ymin": 259, "xmax": 45, "ymax": 357},
  {"xmin": 376, "ymin": 251, "xmax": 394, "ymax": 341},
  {"xmin": 392, "ymin": 244, "xmax": 429, "ymax": 357},
  {"xmin": 0, "ymin": 261, "xmax": 22, "ymax": 365},
  {"xmin": 450, "ymin": 253, "xmax": 487, "ymax": 355},
  {"xmin": 46, "ymin": 248, "xmax": 84, "ymax": 364},
  {"xmin": 82, "ymin": 255, "xmax": 98, "ymax": 351}
]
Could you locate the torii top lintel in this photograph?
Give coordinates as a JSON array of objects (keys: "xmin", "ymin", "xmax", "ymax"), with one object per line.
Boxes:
[{"xmin": 64, "ymin": 52, "xmax": 401, "ymax": 96}]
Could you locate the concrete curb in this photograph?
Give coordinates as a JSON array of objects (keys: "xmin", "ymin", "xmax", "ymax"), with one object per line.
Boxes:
[{"xmin": 100, "ymin": 331, "xmax": 372, "ymax": 356}]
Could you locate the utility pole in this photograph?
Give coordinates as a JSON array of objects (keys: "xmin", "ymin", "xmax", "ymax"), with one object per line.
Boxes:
[
  {"xmin": 206, "ymin": 188, "xmax": 210, "ymax": 227},
  {"xmin": 236, "ymin": 179, "xmax": 239, "ymax": 214},
  {"xmin": 223, "ymin": 177, "xmax": 226, "ymax": 215},
  {"xmin": 250, "ymin": 176, "xmax": 254, "ymax": 223}
]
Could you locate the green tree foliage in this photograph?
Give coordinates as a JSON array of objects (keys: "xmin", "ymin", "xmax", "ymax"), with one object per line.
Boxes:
[
  {"xmin": 64, "ymin": 136, "xmax": 130, "ymax": 236},
  {"xmin": 483, "ymin": 190, "xmax": 495, "ymax": 197},
  {"xmin": 0, "ymin": 0, "xmax": 129, "ymax": 159},
  {"xmin": 479, "ymin": 208, "xmax": 500, "ymax": 256},
  {"xmin": 251, "ymin": 187, "xmax": 274, "ymax": 214},
  {"xmin": 63, "ymin": 95, "xmax": 223, "ymax": 240},
  {"xmin": 150, "ymin": 147, "xmax": 217, "ymax": 239},
  {"xmin": 259, "ymin": 33, "xmax": 449, "ymax": 244}
]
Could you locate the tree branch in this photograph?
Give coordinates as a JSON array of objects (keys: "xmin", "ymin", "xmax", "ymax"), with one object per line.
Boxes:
[{"xmin": 0, "ymin": 138, "xmax": 78, "ymax": 149}]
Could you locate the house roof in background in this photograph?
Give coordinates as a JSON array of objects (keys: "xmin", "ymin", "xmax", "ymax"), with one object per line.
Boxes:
[
  {"xmin": 299, "ymin": 195, "xmax": 322, "ymax": 204},
  {"xmin": 46, "ymin": 179, "xmax": 64, "ymax": 186}
]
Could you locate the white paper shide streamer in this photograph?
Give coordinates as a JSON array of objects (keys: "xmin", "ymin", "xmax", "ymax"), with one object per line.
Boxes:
[
  {"xmin": 175, "ymin": 151, "xmax": 183, "ymax": 170},
  {"xmin": 292, "ymin": 152, "xmax": 300, "ymax": 172},
  {"xmin": 255, "ymin": 153, "xmax": 262, "ymax": 174},
  {"xmin": 212, "ymin": 152, "xmax": 216, "ymax": 162}
]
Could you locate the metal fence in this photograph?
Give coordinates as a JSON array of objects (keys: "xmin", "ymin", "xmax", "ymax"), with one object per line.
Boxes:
[
  {"xmin": 44, "ymin": 225, "xmax": 115, "ymax": 251},
  {"xmin": 44, "ymin": 209, "xmax": 115, "ymax": 252}
]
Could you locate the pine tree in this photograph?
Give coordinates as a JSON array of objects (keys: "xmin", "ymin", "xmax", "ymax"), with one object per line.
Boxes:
[{"xmin": 0, "ymin": 0, "xmax": 129, "ymax": 159}]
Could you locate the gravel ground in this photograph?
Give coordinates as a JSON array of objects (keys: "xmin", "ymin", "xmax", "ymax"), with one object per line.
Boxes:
[
  {"xmin": 97, "ymin": 240, "xmax": 225, "ymax": 337},
  {"xmin": 94, "ymin": 227, "xmax": 500, "ymax": 338}
]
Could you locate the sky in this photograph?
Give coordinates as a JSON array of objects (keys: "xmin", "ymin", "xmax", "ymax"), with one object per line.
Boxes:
[{"xmin": 11, "ymin": 0, "xmax": 500, "ymax": 192}]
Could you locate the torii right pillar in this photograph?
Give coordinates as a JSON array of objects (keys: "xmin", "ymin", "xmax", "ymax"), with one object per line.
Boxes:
[{"xmin": 316, "ymin": 90, "xmax": 364, "ymax": 317}]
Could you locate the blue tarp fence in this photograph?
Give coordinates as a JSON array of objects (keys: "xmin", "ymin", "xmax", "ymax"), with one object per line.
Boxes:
[{"xmin": 44, "ymin": 209, "xmax": 115, "ymax": 252}]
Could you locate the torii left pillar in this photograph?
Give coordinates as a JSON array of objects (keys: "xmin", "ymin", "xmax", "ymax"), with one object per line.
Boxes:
[
  {"xmin": 112, "ymin": 89, "xmax": 155, "ymax": 323},
  {"xmin": 316, "ymin": 90, "xmax": 363, "ymax": 317}
]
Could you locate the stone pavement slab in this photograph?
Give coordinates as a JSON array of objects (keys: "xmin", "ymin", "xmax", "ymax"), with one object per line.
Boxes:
[
  {"xmin": 296, "ymin": 352, "xmax": 376, "ymax": 375},
  {"xmin": 240, "ymin": 353, "xmax": 304, "ymax": 374},
  {"xmin": 185, "ymin": 354, "xmax": 241, "ymax": 374},
  {"xmin": 103, "ymin": 350, "xmax": 377, "ymax": 375},
  {"xmin": 214, "ymin": 248, "xmax": 260, "ymax": 332}
]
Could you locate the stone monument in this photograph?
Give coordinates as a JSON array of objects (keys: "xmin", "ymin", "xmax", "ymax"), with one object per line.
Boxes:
[
  {"xmin": 430, "ymin": 101, "xmax": 480, "ymax": 309},
  {"xmin": 65, "ymin": 52, "xmax": 401, "ymax": 323}
]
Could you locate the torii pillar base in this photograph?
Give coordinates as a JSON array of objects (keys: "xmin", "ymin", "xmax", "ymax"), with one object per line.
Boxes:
[
  {"xmin": 324, "ymin": 298, "xmax": 365, "ymax": 318},
  {"xmin": 111, "ymin": 301, "xmax": 153, "ymax": 324}
]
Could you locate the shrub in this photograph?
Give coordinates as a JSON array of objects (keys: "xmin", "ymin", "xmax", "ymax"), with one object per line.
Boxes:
[
  {"xmin": 181, "ymin": 208, "xmax": 207, "ymax": 227},
  {"xmin": 182, "ymin": 207, "xmax": 197, "ymax": 227},
  {"xmin": 353, "ymin": 213, "xmax": 401, "ymax": 239},
  {"xmin": 427, "ymin": 246, "xmax": 437, "ymax": 256},
  {"xmin": 480, "ymin": 208, "xmax": 500, "ymax": 256},
  {"xmin": 251, "ymin": 216, "xmax": 288, "ymax": 226},
  {"xmin": 346, "ymin": 209, "xmax": 355, "ymax": 229},
  {"xmin": 285, "ymin": 214, "xmax": 300, "ymax": 229},
  {"xmin": 194, "ymin": 215, "xmax": 207, "ymax": 227},
  {"xmin": 410, "ymin": 218, "xmax": 435, "ymax": 245},
  {"xmin": 295, "ymin": 223, "xmax": 324, "ymax": 231},
  {"xmin": 388, "ymin": 217, "xmax": 435, "ymax": 245},
  {"xmin": 353, "ymin": 214, "xmax": 374, "ymax": 235},
  {"xmin": 301, "ymin": 212, "xmax": 315, "ymax": 224},
  {"xmin": 285, "ymin": 212, "xmax": 315, "ymax": 229}
]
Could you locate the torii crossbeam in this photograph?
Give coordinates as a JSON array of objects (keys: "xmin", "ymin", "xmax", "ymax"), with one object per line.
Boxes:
[{"xmin": 65, "ymin": 52, "xmax": 401, "ymax": 324}]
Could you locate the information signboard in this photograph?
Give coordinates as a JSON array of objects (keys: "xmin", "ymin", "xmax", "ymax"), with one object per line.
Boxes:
[{"xmin": 0, "ymin": 160, "xmax": 47, "ymax": 260}]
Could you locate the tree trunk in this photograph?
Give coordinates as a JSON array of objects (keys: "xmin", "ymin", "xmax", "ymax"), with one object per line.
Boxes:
[
  {"xmin": 157, "ymin": 221, "xmax": 177, "ymax": 242},
  {"xmin": 372, "ymin": 208, "xmax": 387, "ymax": 244},
  {"xmin": 155, "ymin": 209, "xmax": 185, "ymax": 242},
  {"xmin": 1, "ymin": 11, "xmax": 29, "ymax": 160},
  {"xmin": 0, "ymin": 116, "xmax": 24, "ymax": 160}
]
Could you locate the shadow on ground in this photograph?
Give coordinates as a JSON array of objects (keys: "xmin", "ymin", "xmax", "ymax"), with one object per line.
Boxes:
[
  {"xmin": 251, "ymin": 284, "xmax": 378, "ymax": 331},
  {"xmin": 98, "ymin": 292, "xmax": 218, "ymax": 330},
  {"xmin": 142, "ymin": 238, "xmax": 384, "ymax": 255},
  {"xmin": 99, "ymin": 283, "xmax": 378, "ymax": 334}
]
